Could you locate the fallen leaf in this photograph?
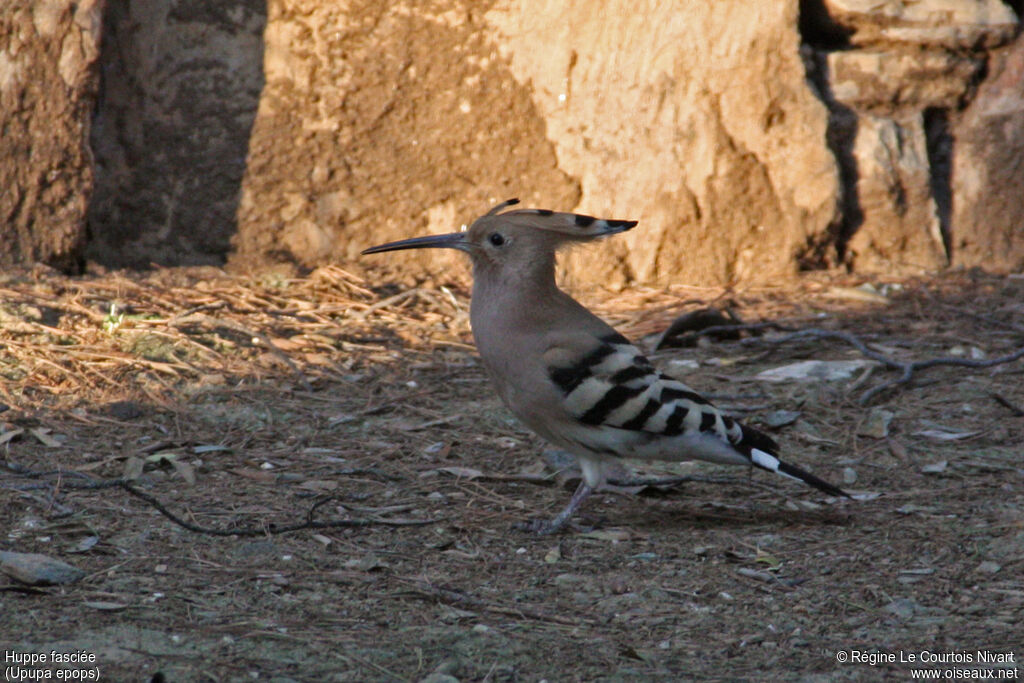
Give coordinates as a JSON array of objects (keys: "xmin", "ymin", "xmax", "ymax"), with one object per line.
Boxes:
[
  {"xmin": 142, "ymin": 451, "xmax": 195, "ymax": 485},
  {"xmin": 438, "ymin": 605, "xmax": 478, "ymax": 622},
  {"xmin": 144, "ymin": 451, "xmax": 178, "ymax": 464},
  {"xmin": 914, "ymin": 429, "xmax": 979, "ymax": 441},
  {"xmin": 793, "ymin": 420, "xmax": 841, "ymax": 446},
  {"xmin": 297, "ymin": 479, "xmax": 338, "ymax": 492},
  {"xmin": 784, "ymin": 500, "xmax": 823, "ymax": 511},
  {"xmin": 231, "ymin": 468, "xmax": 276, "ymax": 483},
  {"xmin": 948, "ymin": 345, "xmax": 986, "ymax": 359},
  {"xmin": 756, "ymin": 360, "xmax": 880, "ymax": 383},
  {"xmin": 580, "ymin": 528, "xmax": 638, "ymax": 542},
  {"xmin": 705, "ymin": 356, "xmax": 744, "ymax": 367},
  {"xmin": 193, "ymin": 444, "xmax": 232, "ymax": 454},
  {"xmin": 0, "ymin": 428, "xmax": 25, "ymax": 445},
  {"xmin": 754, "ymin": 549, "xmax": 782, "ymax": 569},
  {"xmin": 122, "ymin": 456, "xmax": 145, "ymax": 481},
  {"xmin": 168, "ymin": 458, "xmax": 196, "ymax": 486},
  {"xmin": 887, "ymin": 439, "xmax": 908, "ymax": 462},
  {"xmin": 920, "ymin": 461, "xmax": 948, "ymax": 474},
  {"xmin": 976, "ymin": 561, "xmax": 1001, "ymax": 574},
  {"xmin": 665, "ymin": 358, "xmax": 700, "ymax": 373},
  {"xmin": 344, "ymin": 554, "xmax": 388, "ymax": 572},
  {"xmin": 618, "ymin": 645, "xmax": 650, "ymax": 662},
  {"xmin": 858, "ymin": 408, "xmax": 894, "ymax": 438},
  {"xmin": 422, "ymin": 441, "xmax": 449, "ymax": 457},
  {"xmin": 397, "ymin": 416, "xmax": 458, "ymax": 432},
  {"xmin": 84, "ymin": 601, "xmax": 129, "ymax": 611},
  {"xmin": 762, "ymin": 410, "xmax": 801, "ymax": 428},
  {"xmin": 67, "ymin": 536, "xmax": 99, "ymax": 554},
  {"xmin": 896, "ymin": 504, "xmax": 938, "ymax": 514},
  {"xmin": 268, "ymin": 336, "xmax": 305, "ymax": 351},
  {"xmin": 437, "ymin": 466, "xmax": 484, "ymax": 480},
  {"xmin": 302, "ymin": 447, "xmax": 342, "ymax": 456},
  {"xmin": 30, "ymin": 428, "xmax": 63, "ymax": 448},
  {"xmin": 882, "ymin": 598, "xmax": 924, "ymax": 619},
  {"xmin": 736, "ymin": 567, "xmax": 781, "ymax": 584}
]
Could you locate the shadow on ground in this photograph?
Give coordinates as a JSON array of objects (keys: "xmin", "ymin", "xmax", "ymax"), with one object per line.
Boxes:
[{"xmin": 1, "ymin": 265, "xmax": 1022, "ymax": 681}]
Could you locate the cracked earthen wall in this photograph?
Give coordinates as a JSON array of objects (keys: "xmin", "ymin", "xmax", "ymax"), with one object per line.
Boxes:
[
  {"xmin": 4, "ymin": 0, "xmax": 1024, "ymax": 282},
  {"xmin": 0, "ymin": 1, "xmax": 103, "ymax": 271}
]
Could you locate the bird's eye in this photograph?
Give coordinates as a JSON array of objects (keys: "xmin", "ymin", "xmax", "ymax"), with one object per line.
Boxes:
[{"xmin": 488, "ymin": 232, "xmax": 506, "ymax": 247}]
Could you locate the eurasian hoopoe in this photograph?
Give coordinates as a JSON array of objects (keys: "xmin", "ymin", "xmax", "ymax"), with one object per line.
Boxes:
[{"xmin": 363, "ymin": 199, "xmax": 849, "ymax": 534}]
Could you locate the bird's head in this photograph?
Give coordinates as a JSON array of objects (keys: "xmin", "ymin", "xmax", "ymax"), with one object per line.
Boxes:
[{"xmin": 361, "ymin": 199, "xmax": 638, "ymax": 277}]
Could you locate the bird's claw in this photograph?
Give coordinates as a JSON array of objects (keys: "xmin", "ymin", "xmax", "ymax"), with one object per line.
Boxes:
[{"xmin": 514, "ymin": 518, "xmax": 564, "ymax": 535}]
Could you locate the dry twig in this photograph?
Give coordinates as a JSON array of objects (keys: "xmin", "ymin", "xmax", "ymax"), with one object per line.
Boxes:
[
  {"xmin": 1, "ymin": 463, "xmax": 440, "ymax": 535},
  {"xmin": 119, "ymin": 482, "xmax": 440, "ymax": 535},
  {"xmin": 679, "ymin": 326, "xmax": 1024, "ymax": 404}
]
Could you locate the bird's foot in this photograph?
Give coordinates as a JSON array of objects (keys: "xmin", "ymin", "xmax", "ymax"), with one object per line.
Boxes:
[
  {"xmin": 512, "ymin": 520, "xmax": 585, "ymax": 536},
  {"xmin": 514, "ymin": 516, "xmax": 602, "ymax": 536},
  {"xmin": 514, "ymin": 517, "xmax": 572, "ymax": 536},
  {"xmin": 515, "ymin": 481, "xmax": 594, "ymax": 535}
]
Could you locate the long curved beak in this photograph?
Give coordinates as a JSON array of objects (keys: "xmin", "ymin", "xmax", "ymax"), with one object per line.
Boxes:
[{"xmin": 361, "ymin": 232, "xmax": 468, "ymax": 255}]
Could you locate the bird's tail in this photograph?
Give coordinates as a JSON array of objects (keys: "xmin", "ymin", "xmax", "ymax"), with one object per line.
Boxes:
[{"xmin": 749, "ymin": 448, "xmax": 850, "ymax": 498}]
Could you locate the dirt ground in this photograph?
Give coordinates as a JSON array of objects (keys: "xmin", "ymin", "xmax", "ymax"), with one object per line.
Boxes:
[{"xmin": 1, "ymin": 263, "xmax": 1022, "ymax": 682}]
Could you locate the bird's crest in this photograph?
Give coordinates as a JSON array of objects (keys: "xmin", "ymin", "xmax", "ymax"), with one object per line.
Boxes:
[
  {"xmin": 361, "ymin": 198, "xmax": 638, "ymax": 257},
  {"xmin": 475, "ymin": 198, "xmax": 638, "ymax": 243}
]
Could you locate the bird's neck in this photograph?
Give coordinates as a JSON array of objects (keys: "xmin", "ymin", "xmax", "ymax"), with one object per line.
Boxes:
[{"xmin": 470, "ymin": 254, "xmax": 567, "ymax": 333}]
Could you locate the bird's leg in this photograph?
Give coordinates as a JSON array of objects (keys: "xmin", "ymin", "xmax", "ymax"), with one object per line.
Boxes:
[{"xmin": 519, "ymin": 481, "xmax": 593, "ymax": 535}]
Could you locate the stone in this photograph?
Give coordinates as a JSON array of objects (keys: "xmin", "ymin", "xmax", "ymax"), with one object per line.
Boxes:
[
  {"xmin": 0, "ymin": 550, "xmax": 86, "ymax": 586},
  {"xmin": 826, "ymin": 49, "xmax": 983, "ymax": 113},
  {"xmin": 819, "ymin": 0, "xmax": 1018, "ymax": 49}
]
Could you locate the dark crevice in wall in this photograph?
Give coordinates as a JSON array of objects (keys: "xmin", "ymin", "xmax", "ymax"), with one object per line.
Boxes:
[
  {"xmin": 924, "ymin": 107, "xmax": 953, "ymax": 261},
  {"xmin": 798, "ymin": 0, "xmax": 854, "ymax": 50},
  {"xmin": 798, "ymin": 38, "xmax": 861, "ymax": 269}
]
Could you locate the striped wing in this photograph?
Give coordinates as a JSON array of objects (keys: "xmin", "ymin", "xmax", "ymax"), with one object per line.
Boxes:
[
  {"xmin": 543, "ymin": 331, "xmax": 763, "ymax": 453},
  {"xmin": 542, "ymin": 330, "xmax": 848, "ymax": 497}
]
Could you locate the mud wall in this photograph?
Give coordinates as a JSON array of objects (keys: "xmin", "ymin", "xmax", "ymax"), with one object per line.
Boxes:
[
  {"xmin": 3, "ymin": 0, "xmax": 1023, "ymax": 283},
  {"xmin": 0, "ymin": 1, "xmax": 103, "ymax": 271}
]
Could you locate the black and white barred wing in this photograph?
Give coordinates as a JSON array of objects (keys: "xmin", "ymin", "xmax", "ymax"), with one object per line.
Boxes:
[
  {"xmin": 542, "ymin": 331, "xmax": 847, "ymax": 497},
  {"xmin": 543, "ymin": 331, "xmax": 748, "ymax": 452}
]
